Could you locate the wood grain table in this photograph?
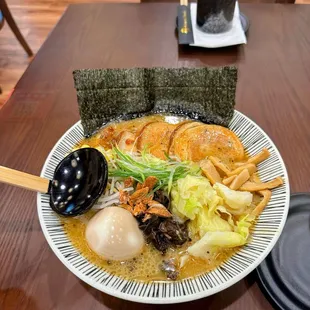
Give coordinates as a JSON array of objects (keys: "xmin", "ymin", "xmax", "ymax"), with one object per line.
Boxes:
[{"xmin": 1, "ymin": 3, "xmax": 310, "ymax": 310}]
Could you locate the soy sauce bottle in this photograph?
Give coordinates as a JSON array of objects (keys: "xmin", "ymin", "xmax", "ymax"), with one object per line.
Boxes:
[{"xmin": 197, "ymin": 0, "xmax": 236, "ymax": 33}]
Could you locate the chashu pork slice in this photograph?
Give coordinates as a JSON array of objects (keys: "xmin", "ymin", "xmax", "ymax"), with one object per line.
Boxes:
[
  {"xmin": 172, "ymin": 124, "xmax": 244, "ymax": 163},
  {"xmin": 116, "ymin": 131, "xmax": 137, "ymax": 153},
  {"xmin": 137, "ymin": 121, "xmax": 177, "ymax": 160},
  {"xmin": 168, "ymin": 120, "xmax": 203, "ymax": 156}
]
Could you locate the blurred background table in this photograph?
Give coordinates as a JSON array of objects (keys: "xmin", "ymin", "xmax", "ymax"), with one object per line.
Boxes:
[
  {"xmin": 0, "ymin": 0, "xmax": 303, "ymax": 106},
  {"xmin": 1, "ymin": 3, "xmax": 310, "ymax": 310}
]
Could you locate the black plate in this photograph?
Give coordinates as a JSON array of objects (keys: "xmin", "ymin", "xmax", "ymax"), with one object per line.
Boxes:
[{"xmin": 256, "ymin": 193, "xmax": 310, "ymax": 310}]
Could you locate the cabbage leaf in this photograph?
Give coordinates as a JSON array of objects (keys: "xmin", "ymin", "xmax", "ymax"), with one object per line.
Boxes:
[
  {"xmin": 171, "ymin": 175, "xmax": 220, "ymax": 220},
  {"xmin": 187, "ymin": 214, "xmax": 256, "ymax": 259},
  {"xmin": 189, "ymin": 207, "xmax": 232, "ymax": 237},
  {"xmin": 213, "ymin": 183, "xmax": 253, "ymax": 214},
  {"xmin": 171, "ymin": 176, "xmax": 256, "ymax": 259},
  {"xmin": 187, "ymin": 231, "xmax": 247, "ymax": 260}
]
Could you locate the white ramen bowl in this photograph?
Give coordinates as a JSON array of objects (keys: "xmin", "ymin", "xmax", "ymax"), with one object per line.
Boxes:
[{"xmin": 37, "ymin": 111, "xmax": 290, "ymax": 304}]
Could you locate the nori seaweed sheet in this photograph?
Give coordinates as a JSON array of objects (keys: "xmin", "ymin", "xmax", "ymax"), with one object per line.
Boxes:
[{"xmin": 73, "ymin": 67, "xmax": 237, "ymax": 136}]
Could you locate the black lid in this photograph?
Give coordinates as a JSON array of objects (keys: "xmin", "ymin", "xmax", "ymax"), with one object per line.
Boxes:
[{"xmin": 256, "ymin": 193, "xmax": 310, "ymax": 310}]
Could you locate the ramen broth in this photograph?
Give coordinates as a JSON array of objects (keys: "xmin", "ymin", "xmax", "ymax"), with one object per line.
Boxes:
[
  {"xmin": 77, "ymin": 115, "xmax": 164, "ymax": 149},
  {"xmin": 61, "ymin": 212, "xmax": 237, "ymax": 281},
  {"xmin": 63, "ymin": 115, "xmax": 259, "ymax": 281}
]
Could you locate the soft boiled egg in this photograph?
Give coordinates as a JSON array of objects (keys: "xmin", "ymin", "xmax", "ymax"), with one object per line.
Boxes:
[{"xmin": 85, "ymin": 206, "xmax": 144, "ymax": 261}]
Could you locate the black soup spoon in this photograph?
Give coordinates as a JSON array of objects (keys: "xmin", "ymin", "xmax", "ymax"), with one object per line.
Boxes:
[{"xmin": 0, "ymin": 148, "xmax": 108, "ymax": 216}]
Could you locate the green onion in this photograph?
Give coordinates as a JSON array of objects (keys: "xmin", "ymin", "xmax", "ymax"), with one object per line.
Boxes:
[{"xmin": 109, "ymin": 147, "xmax": 201, "ymax": 192}]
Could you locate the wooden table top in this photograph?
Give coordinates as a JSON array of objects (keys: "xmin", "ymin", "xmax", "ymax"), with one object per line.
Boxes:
[{"xmin": 1, "ymin": 3, "xmax": 310, "ymax": 309}]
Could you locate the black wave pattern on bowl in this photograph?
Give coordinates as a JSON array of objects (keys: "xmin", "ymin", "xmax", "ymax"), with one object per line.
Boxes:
[{"xmin": 37, "ymin": 111, "xmax": 289, "ymax": 304}]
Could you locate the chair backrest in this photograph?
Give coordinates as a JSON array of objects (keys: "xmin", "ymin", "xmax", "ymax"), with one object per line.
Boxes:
[{"xmin": 0, "ymin": 10, "xmax": 4, "ymax": 30}]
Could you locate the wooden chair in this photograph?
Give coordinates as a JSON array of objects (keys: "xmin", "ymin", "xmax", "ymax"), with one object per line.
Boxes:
[
  {"xmin": 0, "ymin": 9, "xmax": 3, "ymax": 95},
  {"xmin": 0, "ymin": 0, "xmax": 33, "ymax": 56},
  {"xmin": 0, "ymin": 0, "xmax": 33, "ymax": 96},
  {"xmin": 0, "ymin": 8, "xmax": 4, "ymax": 30}
]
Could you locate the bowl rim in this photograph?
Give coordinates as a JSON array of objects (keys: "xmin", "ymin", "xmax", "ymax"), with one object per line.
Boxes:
[{"xmin": 37, "ymin": 110, "xmax": 290, "ymax": 304}]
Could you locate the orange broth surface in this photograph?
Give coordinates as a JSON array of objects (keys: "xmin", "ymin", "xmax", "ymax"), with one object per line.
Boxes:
[
  {"xmin": 61, "ymin": 211, "xmax": 237, "ymax": 281},
  {"xmin": 62, "ymin": 115, "xmax": 257, "ymax": 281}
]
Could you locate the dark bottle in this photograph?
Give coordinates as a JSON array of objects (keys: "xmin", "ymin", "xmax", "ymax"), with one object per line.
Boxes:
[{"xmin": 197, "ymin": 0, "xmax": 236, "ymax": 33}]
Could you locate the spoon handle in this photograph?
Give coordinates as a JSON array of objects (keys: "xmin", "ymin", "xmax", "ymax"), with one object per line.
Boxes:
[{"xmin": 0, "ymin": 166, "xmax": 50, "ymax": 193}]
